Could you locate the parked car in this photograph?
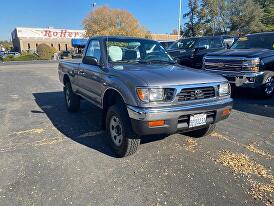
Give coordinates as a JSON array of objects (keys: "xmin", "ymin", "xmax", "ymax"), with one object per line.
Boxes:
[
  {"xmin": 167, "ymin": 36, "xmax": 225, "ymax": 68},
  {"xmin": 7, "ymin": 52, "xmax": 20, "ymax": 57},
  {"xmin": 72, "ymin": 53, "xmax": 83, "ymax": 59},
  {"xmin": 203, "ymin": 32, "xmax": 274, "ymax": 98},
  {"xmin": 58, "ymin": 36, "xmax": 233, "ymax": 157},
  {"xmin": 60, "ymin": 51, "xmax": 72, "ymax": 59},
  {"xmin": 158, "ymin": 40, "xmax": 175, "ymax": 49},
  {"xmin": 221, "ymin": 35, "xmax": 237, "ymax": 48}
]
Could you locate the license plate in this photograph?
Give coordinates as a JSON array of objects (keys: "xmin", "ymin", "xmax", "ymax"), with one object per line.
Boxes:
[{"xmin": 189, "ymin": 114, "xmax": 207, "ymax": 128}]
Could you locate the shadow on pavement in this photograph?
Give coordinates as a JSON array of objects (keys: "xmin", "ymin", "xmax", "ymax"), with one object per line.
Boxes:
[
  {"xmin": 33, "ymin": 88, "xmax": 273, "ymax": 157},
  {"xmin": 33, "ymin": 91, "xmax": 116, "ymax": 157},
  {"xmin": 232, "ymin": 88, "xmax": 274, "ymax": 118}
]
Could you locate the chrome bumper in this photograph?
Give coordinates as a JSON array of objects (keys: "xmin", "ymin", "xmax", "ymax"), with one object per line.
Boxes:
[
  {"xmin": 127, "ymin": 98, "xmax": 233, "ymax": 121},
  {"xmin": 205, "ymin": 70, "xmax": 265, "ymax": 87}
]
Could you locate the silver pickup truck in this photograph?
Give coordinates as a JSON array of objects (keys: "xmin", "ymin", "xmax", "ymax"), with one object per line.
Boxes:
[{"xmin": 58, "ymin": 36, "xmax": 233, "ymax": 157}]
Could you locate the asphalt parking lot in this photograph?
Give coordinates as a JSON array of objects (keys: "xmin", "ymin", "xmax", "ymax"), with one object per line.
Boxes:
[{"xmin": 0, "ymin": 62, "xmax": 273, "ymax": 206}]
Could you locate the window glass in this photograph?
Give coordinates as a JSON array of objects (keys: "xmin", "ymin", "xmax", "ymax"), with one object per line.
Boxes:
[
  {"xmin": 209, "ymin": 38, "xmax": 223, "ymax": 48},
  {"xmin": 106, "ymin": 39, "xmax": 173, "ymax": 63},
  {"xmin": 169, "ymin": 38, "xmax": 196, "ymax": 50},
  {"xmin": 86, "ymin": 40, "xmax": 101, "ymax": 61},
  {"xmin": 197, "ymin": 39, "xmax": 209, "ymax": 48},
  {"xmin": 231, "ymin": 35, "xmax": 274, "ymax": 50}
]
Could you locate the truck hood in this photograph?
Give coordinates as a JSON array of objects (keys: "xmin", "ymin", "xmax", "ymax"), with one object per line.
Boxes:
[
  {"xmin": 207, "ymin": 49, "xmax": 274, "ymax": 58},
  {"xmin": 111, "ymin": 64, "xmax": 226, "ymax": 87}
]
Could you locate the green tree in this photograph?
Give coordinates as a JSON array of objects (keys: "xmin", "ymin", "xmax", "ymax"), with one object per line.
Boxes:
[
  {"xmin": 254, "ymin": 0, "xmax": 274, "ymax": 31},
  {"xmin": 37, "ymin": 44, "xmax": 55, "ymax": 60},
  {"xmin": 229, "ymin": 0, "xmax": 265, "ymax": 35},
  {"xmin": 83, "ymin": 6, "xmax": 151, "ymax": 38},
  {"xmin": 184, "ymin": 0, "xmax": 203, "ymax": 37},
  {"xmin": 199, "ymin": 0, "xmax": 230, "ymax": 35},
  {"xmin": 0, "ymin": 41, "xmax": 12, "ymax": 51}
]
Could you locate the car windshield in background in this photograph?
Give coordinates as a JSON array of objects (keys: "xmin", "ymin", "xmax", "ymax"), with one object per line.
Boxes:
[
  {"xmin": 168, "ymin": 38, "xmax": 196, "ymax": 50},
  {"xmin": 231, "ymin": 34, "xmax": 274, "ymax": 50},
  {"xmin": 106, "ymin": 38, "xmax": 174, "ymax": 64}
]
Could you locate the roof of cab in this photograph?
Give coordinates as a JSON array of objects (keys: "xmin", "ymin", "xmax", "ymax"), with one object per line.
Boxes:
[
  {"xmin": 88, "ymin": 36, "xmax": 155, "ymax": 41},
  {"xmin": 247, "ymin": 31, "xmax": 274, "ymax": 36}
]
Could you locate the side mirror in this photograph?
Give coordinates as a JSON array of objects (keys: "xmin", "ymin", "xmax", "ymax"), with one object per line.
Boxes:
[
  {"xmin": 194, "ymin": 45, "xmax": 209, "ymax": 51},
  {"xmin": 82, "ymin": 56, "xmax": 99, "ymax": 66}
]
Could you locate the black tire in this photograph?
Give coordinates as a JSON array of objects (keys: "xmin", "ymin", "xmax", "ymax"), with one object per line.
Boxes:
[
  {"xmin": 64, "ymin": 82, "xmax": 80, "ymax": 112},
  {"xmin": 258, "ymin": 72, "xmax": 274, "ymax": 98},
  {"xmin": 184, "ymin": 124, "xmax": 216, "ymax": 138},
  {"xmin": 106, "ymin": 103, "xmax": 140, "ymax": 157}
]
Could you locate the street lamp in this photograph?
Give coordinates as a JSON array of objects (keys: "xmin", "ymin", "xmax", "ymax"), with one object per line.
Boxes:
[
  {"xmin": 91, "ymin": 2, "xmax": 96, "ymax": 12},
  {"xmin": 178, "ymin": 0, "xmax": 182, "ymax": 39}
]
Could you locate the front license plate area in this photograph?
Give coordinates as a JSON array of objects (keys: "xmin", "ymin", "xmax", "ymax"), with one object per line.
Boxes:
[{"xmin": 189, "ymin": 113, "xmax": 207, "ymax": 128}]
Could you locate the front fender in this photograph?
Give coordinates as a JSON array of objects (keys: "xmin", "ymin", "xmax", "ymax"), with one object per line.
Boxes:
[{"xmin": 102, "ymin": 76, "xmax": 139, "ymax": 107}]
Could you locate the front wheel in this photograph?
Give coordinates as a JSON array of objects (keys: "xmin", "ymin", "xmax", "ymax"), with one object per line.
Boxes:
[
  {"xmin": 184, "ymin": 124, "xmax": 216, "ymax": 138},
  {"xmin": 260, "ymin": 75, "xmax": 274, "ymax": 98},
  {"xmin": 106, "ymin": 104, "xmax": 140, "ymax": 157}
]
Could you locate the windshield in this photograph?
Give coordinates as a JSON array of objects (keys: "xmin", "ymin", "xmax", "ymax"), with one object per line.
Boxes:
[
  {"xmin": 231, "ymin": 34, "xmax": 274, "ymax": 50},
  {"xmin": 106, "ymin": 38, "xmax": 174, "ymax": 64},
  {"xmin": 168, "ymin": 38, "xmax": 196, "ymax": 50}
]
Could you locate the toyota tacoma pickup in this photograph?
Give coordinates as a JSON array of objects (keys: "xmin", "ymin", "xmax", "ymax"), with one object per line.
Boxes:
[
  {"xmin": 58, "ymin": 36, "xmax": 233, "ymax": 157},
  {"xmin": 203, "ymin": 32, "xmax": 274, "ymax": 98}
]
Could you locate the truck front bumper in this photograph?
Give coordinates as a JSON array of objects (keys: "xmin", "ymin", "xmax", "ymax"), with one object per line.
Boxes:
[
  {"xmin": 206, "ymin": 70, "xmax": 265, "ymax": 88},
  {"xmin": 127, "ymin": 98, "xmax": 233, "ymax": 136}
]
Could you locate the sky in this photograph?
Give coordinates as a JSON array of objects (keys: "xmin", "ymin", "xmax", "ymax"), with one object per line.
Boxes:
[{"xmin": 0, "ymin": 0, "xmax": 188, "ymax": 40}]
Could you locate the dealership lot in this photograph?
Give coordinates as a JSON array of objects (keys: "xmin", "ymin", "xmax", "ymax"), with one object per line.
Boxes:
[{"xmin": 0, "ymin": 63, "xmax": 273, "ymax": 205}]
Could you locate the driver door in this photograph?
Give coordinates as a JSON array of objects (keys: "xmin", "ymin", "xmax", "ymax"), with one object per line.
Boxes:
[{"xmin": 78, "ymin": 40, "xmax": 104, "ymax": 105}]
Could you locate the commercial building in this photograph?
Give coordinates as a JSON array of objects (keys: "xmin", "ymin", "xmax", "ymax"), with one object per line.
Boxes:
[
  {"xmin": 11, "ymin": 27, "xmax": 85, "ymax": 52},
  {"xmin": 11, "ymin": 27, "xmax": 178, "ymax": 53}
]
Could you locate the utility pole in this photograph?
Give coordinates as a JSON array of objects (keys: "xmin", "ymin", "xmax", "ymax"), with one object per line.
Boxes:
[
  {"xmin": 178, "ymin": 0, "xmax": 182, "ymax": 39},
  {"xmin": 91, "ymin": 2, "xmax": 96, "ymax": 12}
]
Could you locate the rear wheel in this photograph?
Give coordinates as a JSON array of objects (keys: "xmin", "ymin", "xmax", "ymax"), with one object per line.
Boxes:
[
  {"xmin": 64, "ymin": 82, "xmax": 80, "ymax": 112},
  {"xmin": 184, "ymin": 124, "xmax": 216, "ymax": 138},
  {"xmin": 106, "ymin": 103, "xmax": 140, "ymax": 157}
]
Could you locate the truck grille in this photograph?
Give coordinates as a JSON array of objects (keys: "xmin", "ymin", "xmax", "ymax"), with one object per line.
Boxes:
[
  {"xmin": 204, "ymin": 58, "xmax": 244, "ymax": 72},
  {"xmin": 177, "ymin": 87, "xmax": 215, "ymax": 101}
]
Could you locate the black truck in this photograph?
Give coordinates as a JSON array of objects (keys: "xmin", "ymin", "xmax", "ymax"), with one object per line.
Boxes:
[
  {"xmin": 167, "ymin": 36, "xmax": 225, "ymax": 68},
  {"xmin": 203, "ymin": 32, "xmax": 274, "ymax": 98}
]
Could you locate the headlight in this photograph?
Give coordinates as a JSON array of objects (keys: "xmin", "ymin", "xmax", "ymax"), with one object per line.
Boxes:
[
  {"xmin": 219, "ymin": 83, "xmax": 231, "ymax": 97},
  {"xmin": 136, "ymin": 88, "xmax": 175, "ymax": 102},
  {"xmin": 242, "ymin": 58, "xmax": 260, "ymax": 72}
]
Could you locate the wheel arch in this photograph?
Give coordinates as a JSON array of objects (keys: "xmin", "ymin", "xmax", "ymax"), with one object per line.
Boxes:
[{"xmin": 101, "ymin": 88, "xmax": 127, "ymax": 130}]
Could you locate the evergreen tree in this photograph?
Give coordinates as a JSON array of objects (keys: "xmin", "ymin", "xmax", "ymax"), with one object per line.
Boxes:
[
  {"xmin": 229, "ymin": 0, "xmax": 265, "ymax": 35},
  {"xmin": 183, "ymin": 0, "xmax": 203, "ymax": 37}
]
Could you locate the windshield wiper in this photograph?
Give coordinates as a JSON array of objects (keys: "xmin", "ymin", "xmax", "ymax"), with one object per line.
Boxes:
[
  {"xmin": 145, "ymin": 60, "xmax": 176, "ymax": 65},
  {"xmin": 111, "ymin": 60, "xmax": 148, "ymax": 64}
]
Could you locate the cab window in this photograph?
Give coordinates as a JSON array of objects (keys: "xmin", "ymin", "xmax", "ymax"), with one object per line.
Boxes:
[{"xmin": 86, "ymin": 40, "xmax": 101, "ymax": 61}]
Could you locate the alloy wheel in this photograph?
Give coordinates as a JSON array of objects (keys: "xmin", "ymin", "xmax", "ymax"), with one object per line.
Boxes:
[{"xmin": 265, "ymin": 76, "xmax": 274, "ymax": 95}]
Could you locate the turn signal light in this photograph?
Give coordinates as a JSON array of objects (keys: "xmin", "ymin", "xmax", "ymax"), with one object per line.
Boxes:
[
  {"xmin": 222, "ymin": 108, "xmax": 231, "ymax": 116},
  {"xmin": 148, "ymin": 120, "xmax": 165, "ymax": 127}
]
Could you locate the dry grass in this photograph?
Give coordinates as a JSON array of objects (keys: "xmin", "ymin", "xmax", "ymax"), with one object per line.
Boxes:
[
  {"xmin": 33, "ymin": 136, "xmax": 64, "ymax": 146},
  {"xmin": 217, "ymin": 151, "xmax": 274, "ymax": 205},
  {"xmin": 248, "ymin": 180, "xmax": 274, "ymax": 205},
  {"xmin": 245, "ymin": 144, "xmax": 273, "ymax": 159},
  {"xmin": 217, "ymin": 151, "xmax": 269, "ymax": 177},
  {"xmin": 15, "ymin": 128, "xmax": 45, "ymax": 135},
  {"xmin": 183, "ymin": 138, "xmax": 198, "ymax": 152},
  {"xmin": 211, "ymin": 132, "xmax": 273, "ymax": 159}
]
